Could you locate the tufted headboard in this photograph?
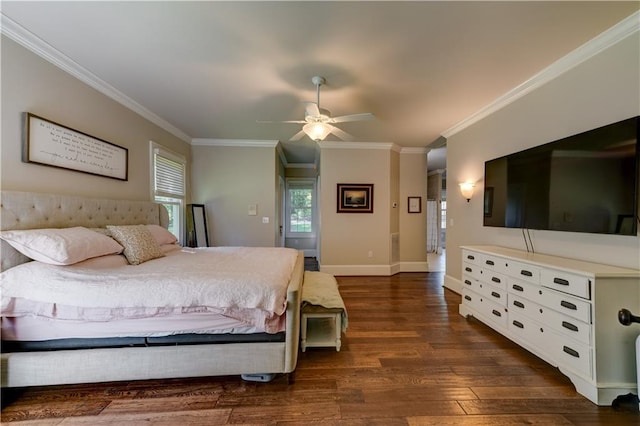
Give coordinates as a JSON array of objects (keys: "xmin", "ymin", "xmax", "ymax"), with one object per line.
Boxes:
[{"xmin": 0, "ymin": 191, "xmax": 169, "ymax": 271}]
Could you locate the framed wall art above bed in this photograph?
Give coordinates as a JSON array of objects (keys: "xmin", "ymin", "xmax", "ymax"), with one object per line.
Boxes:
[{"xmin": 22, "ymin": 112, "xmax": 128, "ymax": 181}]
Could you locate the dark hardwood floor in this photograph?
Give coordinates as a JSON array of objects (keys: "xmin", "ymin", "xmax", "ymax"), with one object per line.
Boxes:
[{"xmin": 2, "ymin": 272, "xmax": 639, "ymax": 425}]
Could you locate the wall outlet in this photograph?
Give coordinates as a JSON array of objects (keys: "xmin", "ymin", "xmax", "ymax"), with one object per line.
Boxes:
[
  {"xmin": 368, "ymin": 250, "xmax": 374, "ymax": 258},
  {"xmin": 262, "ymin": 217, "xmax": 269, "ymax": 224}
]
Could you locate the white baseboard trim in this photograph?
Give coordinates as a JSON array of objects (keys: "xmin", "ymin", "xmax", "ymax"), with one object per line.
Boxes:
[
  {"xmin": 318, "ymin": 261, "xmax": 428, "ymax": 276},
  {"xmin": 390, "ymin": 263, "xmax": 401, "ymax": 275},
  {"xmin": 444, "ymin": 274, "xmax": 462, "ymax": 295},
  {"xmin": 400, "ymin": 261, "xmax": 428, "ymax": 272},
  {"xmin": 320, "ymin": 264, "xmax": 395, "ymax": 276}
]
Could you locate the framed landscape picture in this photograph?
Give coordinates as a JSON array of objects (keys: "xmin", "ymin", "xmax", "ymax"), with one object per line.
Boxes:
[{"xmin": 337, "ymin": 183, "xmax": 374, "ymax": 213}]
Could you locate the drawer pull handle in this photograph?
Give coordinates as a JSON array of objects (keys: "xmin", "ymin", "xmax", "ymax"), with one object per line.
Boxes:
[
  {"xmin": 560, "ymin": 300, "xmax": 577, "ymax": 311},
  {"xmin": 562, "ymin": 321, "xmax": 579, "ymax": 332},
  {"xmin": 554, "ymin": 277, "xmax": 570, "ymax": 286},
  {"xmin": 492, "ymin": 309, "xmax": 502, "ymax": 317},
  {"xmin": 464, "ymin": 280, "xmax": 472, "ymax": 286},
  {"xmin": 513, "ymin": 300, "xmax": 525, "ymax": 309},
  {"xmin": 491, "ymin": 277, "xmax": 501, "ymax": 283},
  {"xmin": 464, "ymin": 295, "xmax": 472, "ymax": 301},
  {"xmin": 563, "ymin": 346, "xmax": 580, "ymax": 358},
  {"xmin": 520, "ymin": 270, "xmax": 533, "ymax": 277},
  {"xmin": 467, "ymin": 255, "xmax": 475, "ymax": 260},
  {"xmin": 512, "ymin": 320, "xmax": 524, "ymax": 329},
  {"xmin": 465, "ymin": 267, "xmax": 472, "ymax": 272},
  {"xmin": 512, "ymin": 284, "xmax": 524, "ymax": 292},
  {"xmin": 486, "ymin": 260, "xmax": 495, "ymax": 266},
  {"xmin": 491, "ymin": 291, "xmax": 501, "ymax": 298}
]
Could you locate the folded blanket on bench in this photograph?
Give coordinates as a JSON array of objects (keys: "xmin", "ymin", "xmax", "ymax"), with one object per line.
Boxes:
[{"xmin": 302, "ymin": 271, "xmax": 348, "ymax": 331}]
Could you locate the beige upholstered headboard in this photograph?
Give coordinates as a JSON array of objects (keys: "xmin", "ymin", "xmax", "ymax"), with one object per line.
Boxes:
[{"xmin": 0, "ymin": 191, "xmax": 170, "ymax": 271}]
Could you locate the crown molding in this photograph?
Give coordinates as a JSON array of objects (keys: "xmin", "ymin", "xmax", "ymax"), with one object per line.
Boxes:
[
  {"xmin": 400, "ymin": 147, "xmax": 428, "ymax": 154},
  {"xmin": 191, "ymin": 138, "xmax": 280, "ymax": 148},
  {"xmin": 286, "ymin": 163, "xmax": 316, "ymax": 169},
  {"xmin": 275, "ymin": 143, "xmax": 287, "ymax": 167},
  {"xmin": 0, "ymin": 13, "xmax": 192, "ymax": 143},
  {"xmin": 318, "ymin": 141, "xmax": 401, "ymax": 152},
  {"xmin": 442, "ymin": 10, "xmax": 640, "ymax": 139}
]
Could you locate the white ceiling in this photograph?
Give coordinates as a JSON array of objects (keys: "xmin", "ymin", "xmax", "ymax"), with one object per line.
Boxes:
[{"xmin": 2, "ymin": 1, "xmax": 638, "ymax": 163}]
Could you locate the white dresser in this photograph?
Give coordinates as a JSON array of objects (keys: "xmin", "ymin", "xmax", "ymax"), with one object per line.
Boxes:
[{"xmin": 459, "ymin": 245, "xmax": 640, "ymax": 405}]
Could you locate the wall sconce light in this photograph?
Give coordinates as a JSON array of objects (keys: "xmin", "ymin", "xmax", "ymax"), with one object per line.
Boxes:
[{"xmin": 459, "ymin": 182, "xmax": 475, "ymax": 202}]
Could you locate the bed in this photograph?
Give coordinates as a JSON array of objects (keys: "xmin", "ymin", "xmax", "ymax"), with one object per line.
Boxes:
[{"xmin": 0, "ymin": 190, "xmax": 304, "ymax": 387}]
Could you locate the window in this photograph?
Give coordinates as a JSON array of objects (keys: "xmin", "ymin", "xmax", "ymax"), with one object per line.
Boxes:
[
  {"xmin": 150, "ymin": 141, "xmax": 186, "ymax": 244},
  {"xmin": 286, "ymin": 179, "xmax": 315, "ymax": 237}
]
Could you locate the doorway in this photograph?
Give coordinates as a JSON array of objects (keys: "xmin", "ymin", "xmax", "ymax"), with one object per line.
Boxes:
[
  {"xmin": 427, "ymin": 146, "xmax": 447, "ymax": 272},
  {"xmin": 283, "ymin": 178, "xmax": 318, "ymax": 258}
]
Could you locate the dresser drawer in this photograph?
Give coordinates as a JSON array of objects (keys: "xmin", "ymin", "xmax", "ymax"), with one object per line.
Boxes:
[
  {"xmin": 462, "ymin": 288, "xmax": 482, "ymax": 312},
  {"xmin": 541, "ymin": 269, "xmax": 591, "ymax": 300},
  {"xmin": 508, "ymin": 279, "xmax": 540, "ymax": 302},
  {"xmin": 462, "ymin": 275, "xmax": 479, "ymax": 292},
  {"xmin": 462, "ymin": 250, "xmax": 482, "ymax": 266},
  {"xmin": 462, "ymin": 288, "xmax": 507, "ymax": 329},
  {"xmin": 547, "ymin": 329, "xmax": 593, "ymax": 379},
  {"xmin": 508, "ymin": 310, "xmax": 548, "ymax": 354},
  {"xmin": 480, "ymin": 270, "xmax": 508, "ymax": 290},
  {"xmin": 477, "ymin": 296, "xmax": 508, "ymax": 329},
  {"xmin": 507, "ymin": 260, "xmax": 540, "ymax": 285},
  {"xmin": 508, "ymin": 293, "xmax": 542, "ymax": 320},
  {"xmin": 537, "ymin": 287, "xmax": 591, "ymax": 324},
  {"xmin": 539, "ymin": 307, "xmax": 591, "ymax": 346},
  {"xmin": 480, "ymin": 253, "xmax": 509, "ymax": 275},
  {"xmin": 463, "ymin": 262, "xmax": 482, "ymax": 281},
  {"xmin": 477, "ymin": 282, "xmax": 507, "ymax": 307}
]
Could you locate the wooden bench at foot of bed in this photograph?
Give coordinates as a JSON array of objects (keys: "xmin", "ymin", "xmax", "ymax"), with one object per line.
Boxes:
[{"xmin": 300, "ymin": 271, "xmax": 347, "ymax": 352}]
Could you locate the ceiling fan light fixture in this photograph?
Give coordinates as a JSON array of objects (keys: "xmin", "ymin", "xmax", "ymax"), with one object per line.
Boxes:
[{"xmin": 303, "ymin": 122, "xmax": 332, "ymax": 141}]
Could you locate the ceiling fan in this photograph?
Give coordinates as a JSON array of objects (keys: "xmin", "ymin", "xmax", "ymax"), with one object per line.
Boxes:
[{"xmin": 259, "ymin": 76, "xmax": 375, "ymax": 142}]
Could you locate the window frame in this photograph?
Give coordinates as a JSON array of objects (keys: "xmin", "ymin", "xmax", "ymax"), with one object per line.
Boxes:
[
  {"xmin": 150, "ymin": 141, "xmax": 186, "ymax": 245},
  {"xmin": 285, "ymin": 178, "xmax": 317, "ymax": 239}
]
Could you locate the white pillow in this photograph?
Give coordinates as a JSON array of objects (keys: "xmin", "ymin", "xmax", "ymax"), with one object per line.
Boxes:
[
  {"xmin": 146, "ymin": 224, "xmax": 178, "ymax": 245},
  {"xmin": 0, "ymin": 227, "xmax": 124, "ymax": 266}
]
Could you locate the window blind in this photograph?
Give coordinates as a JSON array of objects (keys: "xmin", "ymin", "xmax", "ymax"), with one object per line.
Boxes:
[{"xmin": 154, "ymin": 149, "xmax": 185, "ymax": 198}]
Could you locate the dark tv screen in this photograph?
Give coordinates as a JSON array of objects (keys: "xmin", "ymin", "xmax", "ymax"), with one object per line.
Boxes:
[{"xmin": 483, "ymin": 116, "xmax": 639, "ymax": 236}]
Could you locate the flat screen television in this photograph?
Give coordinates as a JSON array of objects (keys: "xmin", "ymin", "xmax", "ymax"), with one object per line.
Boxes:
[{"xmin": 483, "ymin": 116, "xmax": 639, "ymax": 236}]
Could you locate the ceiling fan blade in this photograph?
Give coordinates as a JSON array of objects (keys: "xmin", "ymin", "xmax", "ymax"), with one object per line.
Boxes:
[
  {"xmin": 289, "ymin": 129, "xmax": 307, "ymax": 141},
  {"xmin": 328, "ymin": 125, "xmax": 354, "ymax": 141},
  {"xmin": 304, "ymin": 102, "xmax": 320, "ymax": 118},
  {"xmin": 257, "ymin": 120, "xmax": 306, "ymax": 124},
  {"xmin": 330, "ymin": 113, "xmax": 376, "ymax": 123}
]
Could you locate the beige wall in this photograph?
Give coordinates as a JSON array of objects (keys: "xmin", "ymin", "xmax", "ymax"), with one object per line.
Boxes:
[
  {"xmin": 190, "ymin": 143, "xmax": 279, "ymax": 247},
  {"xmin": 1, "ymin": 37, "xmax": 190, "ymax": 200},
  {"xmin": 319, "ymin": 144, "xmax": 396, "ymax": 275},
  {"xmin": 445, "ymin": 33, "xmax": 640, "ymax": 292},
  {"xmin": 400, "ymin": 150, "xmax": 428, "ymax": 268},
  {"xmin": 390, "ymin": 150, "xmax": 400, "ymax": 236}
]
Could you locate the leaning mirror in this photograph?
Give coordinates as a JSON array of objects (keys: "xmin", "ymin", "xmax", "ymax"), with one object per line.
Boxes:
[{"xmin": 187, "ymin": 204, "xmax": 209, "ymax": 247}]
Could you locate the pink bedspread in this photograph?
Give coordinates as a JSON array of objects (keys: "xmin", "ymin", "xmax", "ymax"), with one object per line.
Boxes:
[{"xmin": 1, "ymin": 246, "xmax": 299, "ymax": 333}]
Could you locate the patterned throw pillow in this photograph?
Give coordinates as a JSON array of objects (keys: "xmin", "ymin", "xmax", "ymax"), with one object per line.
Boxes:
[{"xmin": 106, "ymin": 224, "xmax": 165, "ymax": 265}]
